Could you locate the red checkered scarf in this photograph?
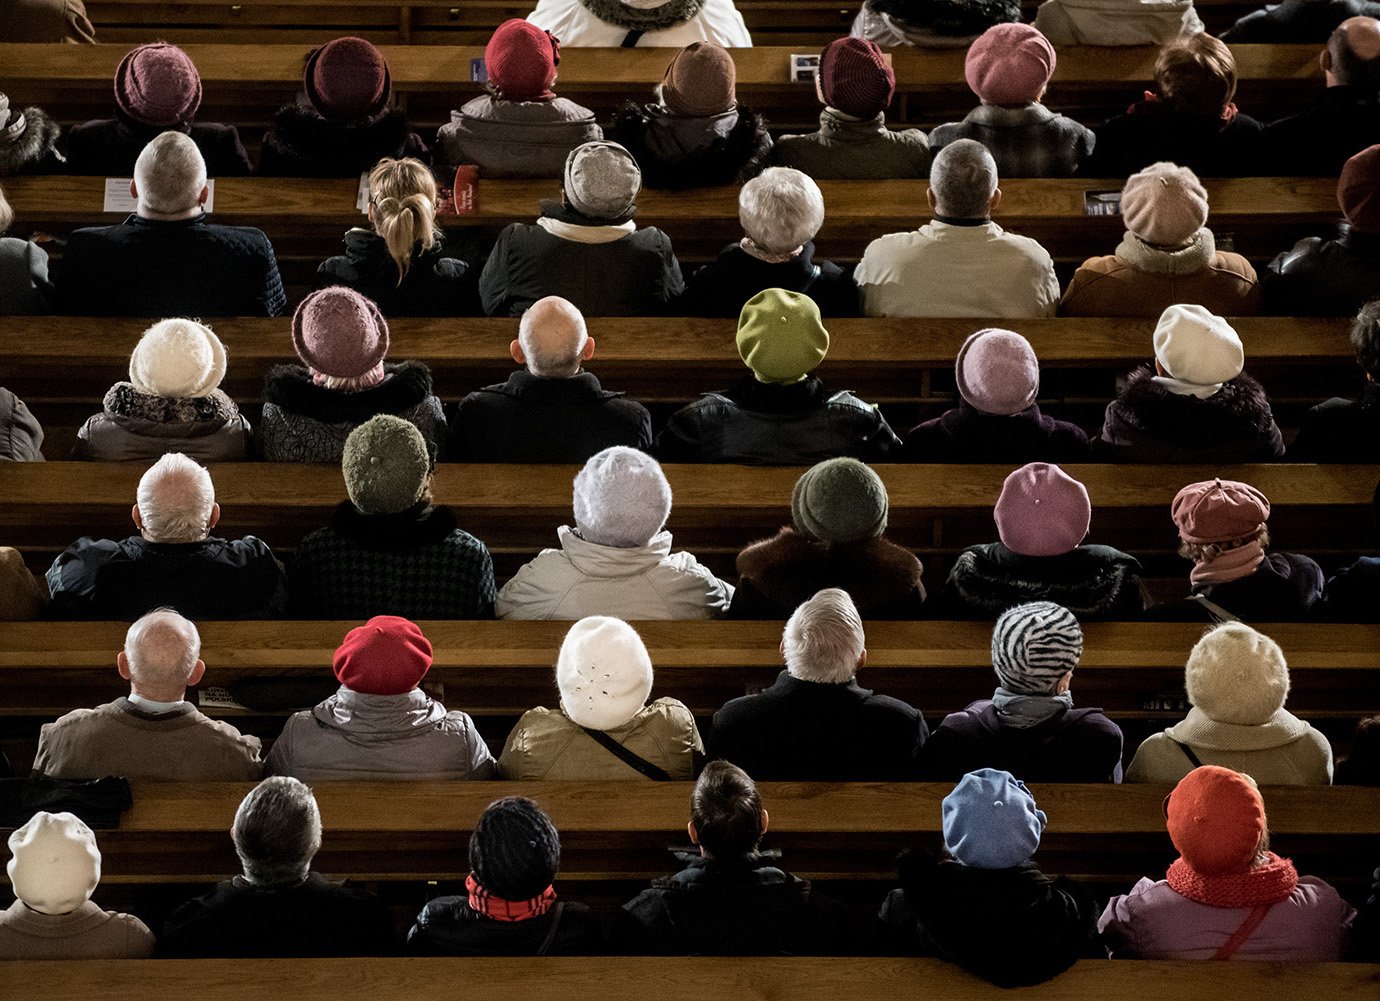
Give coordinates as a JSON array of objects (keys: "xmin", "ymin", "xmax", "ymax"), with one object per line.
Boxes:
[{"xmin": 466, "ymin": 873, "xmax": 557, "ymax": 922}]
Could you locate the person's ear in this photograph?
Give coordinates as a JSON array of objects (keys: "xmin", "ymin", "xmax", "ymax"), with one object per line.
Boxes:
[
  {"xmin": 1055, "ymin": 670, "xmax": 1073, "ymax": 695},
  {"xmin": 367, "ymin": 203, "xmax": 376, "ymax": 224},
  {"xmin": 1036, "ymin": 84, "xmax": 1047, "ymax": 104},
  {"xmin": 197, "ymin": 185, "xmax": 209, "ymax": 207},
  {"xmin": 925, "ymin": 186, "xmax": 937, "ymax": 210},
  {"xmin": 128, "ymin": 180, "xmax": 138, "ymax": 200},
  {"xmin": 779, "ymin": 638, "xmax": 787, "ymax": 660},
  {"xmin": 131, "ymin": 504, "xmax": 143, "ymax": 532},
  {"xmin": 857, "ymin": 648, "xmax": 868, "ymax": 671},
  {"xmin": 510, "ymin": 339, "xmax": 525, "ymax": 366},
  {"xmin": 188, "ymin": 659, "xmax": 207, "ymax": 688},
  {"xmin": 760, "ymin": 808, "xmax": 770, "ymax": 836},
  {"xmin": 687, "ymin": 820, "xmax": 699, "ymax": 845},
  {"xmin": 207, "ymin": 503, "xmax": 221, "ymax": 531},
  {"xmin": 582, "ymin": 336, "xmax": 596, "ymax": 362},
  {"xmin": 814, "ymin": 71, "xmax": 825, "ymax": 106},
  {"xmin": 990, "ymin": 187, "xmax": 1003, "ymax": 211},
  {"xmin": 117, "ymin": 651, "xmax": 131, "ymax": 682},
  {"xmin": 1320, "ymin": 45, "xmax": 1332, "ymax": 75}
]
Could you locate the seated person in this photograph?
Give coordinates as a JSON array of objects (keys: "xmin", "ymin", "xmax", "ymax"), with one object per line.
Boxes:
[
  {"xmin": 609, "ymin": 41, "xmax": 770, "ymax": 189},
  {"xmin": 46, "ymin": 453, "xmax": 288, "ymax": 619},
  {"xmin": 258, "ymin": 36, "xmax": 427, "ymax": 176},
  {"xmin": 1266, "ymin": 145, "xmax": 1380, "ymax": 316},
  {"xmin": 498, "ymin": 446, "xmax": 731, "ymax": 619},
  {"xmin": 0, "ymin": 0, "xmax": 96, "ymax": 42},
  {"xmin": 1062, "ymin": 162, "xmax": 1261, "ymax": 317},
  {"xmin": 267, "ymin": 616, "xmax": 495, "ymax": 782},
  {"xmin": 0, "ymin": 91, "xmax": 63, "ymax": 175},
  {"xmin": 1320, "ymin": 481, "xmax": 1380, "ymax": 617},
  {"xmin": 316, "ymin": 157, "xmax": 477, "ymax": 316},
  {"xmin": 1101, "ymin": 766, "xmax": 1354, "ymax": 958},
  {"xmin": 658, "ymin": 289, "xmax": 901, "ymax": 463},
  {"xmin": 452, "ymin": 296, "xmax": 653, "ymax": 461},
  {"xmin": 855, "ymin": 140, "xmax": 1060, "ymax": 318},
  {"xmin": 0, "ymin": 385, "xmax": 43, "ymax": 459},
  {"xmin": 480, "ymin": 141, "xmax": 683, "ymax": 316},
  {"xmin": 56, "ymin": 133, "xmax": 285, "ymax": 317},
  {"xmin": 922, "ymin": 603, "xmax": 1124, "ymax": 782},
  {"xmin": 0, "ymin": 183, "xmax": 52, "ymax": 313},
  {"xmin": 711, "ymin": 588, "xmax": 928, "ymax": 778},
  {"xmin": 64, "ymin": 43, "xmax": 251, "ymax": 176},
  {"xmin": 525, "ymin": 0, "xmax": 752, "ymax": 47},
  {"xmin": 612, "ymin": 760, "xmax": 855, "ymax": 953},
  {"xmin": 407, "ymin": 796, "xmax": 603, "ymax": 955},
  {"xmin": 680, "ymin": 167, "xmax": 860, "ymax": 317},
  {"xmin": 880, "ymin": 769, "xmax": 1099, "ymax": 986},
  {"xmin": 773, "ymin": 37, "xmax": 930, "ymax": 180},
  {"xmin": 903, "ymin": 328, "xmax": 1089, "ymax": 462},
  {"xmin": 1126, "ymin": 623, "xmax": 1333, "ymax": 783},
  {"xmin": 0, "ymin": 543, "xmax": 46, "ymax": 620},
  {"xmin": 435, "ymin": 20, "xmax": 601, "ymax": 179},
  {"xmin": 260, "ymin": 286, "xmax": 447, "ymax": 463},
  {"xmin": 851, "ymin": 0, "xmax": 1019, "ymax": 48},
  {"xmin": 1224, "ymin": 0, "xmax": 1380, "ymax": 43},
  {"xmin": 1095, "ymin": 305, "xmax": 1284, "ymax": 462},
  {"xmin": 1034, "ymin": 0, "xmax": 1202, "ymax": 45},
  {"xmin": 74, "ymin": 318, "xmax": 251, "ymax": 462},
  {"xmin": 291, "ymin": 416, "xmax": 496, "ymax": 619},
  {"xmin": 1292, "ymin": 304, "xmax": 1380, "ymax": 461},
  {"xmin": 31, "ymin": 608, "xmax": 263, "ymax": 781},
  {"xmin": 930, "ymin": 24, "xmax": 1094, "ymax": 178},
  {"xmin": 160, "ymin": 777, "xmax": 397, "ymax": 956},
  {"xmin": 1334, "ymin": 715, "xmax": 1380, "ymax": 784},
  {"xmin": 1088, "ymin": 33, "xmax": 1263, "ymax": 177},
  {"xmin": 0, "ymin": 812, "xmax": 154, "ymax": 959},
  {"xmin": 497, "ymin": 616, "xmax": 702, "ymax": 780},
  {"xmin": 729, "ymin": 458, "xmax": 925, "ymax": 620},
  {"xmin": 937, "ymin": 464, "xmax": 1146, "ymax": 620}
]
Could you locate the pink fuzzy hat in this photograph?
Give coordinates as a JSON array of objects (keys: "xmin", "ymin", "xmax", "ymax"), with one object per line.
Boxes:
[
  {"xmin": 965, "ymin": 24, "xmax": 1056, "ymax": 107},
  {"xmin": 115, "ymin": 43, "xmax": 202, "ymax": 128},
  {"xmin": 994, "ymin": 462, "xmax": 1091, "ymax": 557},
  {"xmin": 292, "ymin": 286, "xmax": 389, "ymax": 379},
  {"xmin": 955, "ymin": 328, "xmax": 1039, "ymax": 416}
]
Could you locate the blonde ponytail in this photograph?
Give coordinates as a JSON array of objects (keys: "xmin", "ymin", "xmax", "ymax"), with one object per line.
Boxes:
[{"xmin": 368, "ymin": 158, "xmax": 439, "ymax": 286}]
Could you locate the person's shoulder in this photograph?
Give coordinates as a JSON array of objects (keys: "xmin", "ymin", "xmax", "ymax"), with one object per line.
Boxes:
[{"xmin": 220, "ymin": 535, "xmax": 279, "ymax": 560}]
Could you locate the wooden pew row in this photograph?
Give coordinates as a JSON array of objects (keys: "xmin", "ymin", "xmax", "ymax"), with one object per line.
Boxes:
[{"xmin": 1, "ymin": 620, "xmax": 1376, "ymax": 718}]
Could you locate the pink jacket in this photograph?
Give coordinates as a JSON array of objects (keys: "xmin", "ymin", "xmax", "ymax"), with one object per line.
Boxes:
[{"xmin": 1098, "ymin": 876, "xmax": 1354, "ymax": 960}]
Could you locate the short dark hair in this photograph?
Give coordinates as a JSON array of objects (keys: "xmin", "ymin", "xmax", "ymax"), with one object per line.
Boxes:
[
  {"xmin": 1155, "ymin": 33, "xmax": 1237, "ymax": 115},
  {"xmin": 1335, "ymin": 714, "xmax": 1380, "ymax": 785},
  {"xmin": 1352, "ymin": 299, "xmax": 1380, "ymax": 379},
  {"xmin": 691, "ymin": 761, "xmax": 764, "ymax": 860}
]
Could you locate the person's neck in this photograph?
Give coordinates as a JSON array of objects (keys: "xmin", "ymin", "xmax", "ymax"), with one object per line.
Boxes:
[
  {"xmin": 752, "ymin": 373, "xmax": 808, "ymax": 384},
  {"xmin": 136, "ymin": 204, "xmax": 203, "ymax": 222},
  {"xmin": 933, "ymin": 212, "xmax": 989, "ymax": 227},
  {"xmin": 141, "ymin": 532, "xmax": 209, "ymax": 544},
  {"xmin": 128, "ymin": 688, "xmax": 187, "ymax": 709}
]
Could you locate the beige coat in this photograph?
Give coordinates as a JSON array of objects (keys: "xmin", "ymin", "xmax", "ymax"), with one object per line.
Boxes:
[
  {"xmin": 497, "ymin": 698, "xmax": 702, "ymax": 780},
  {"xmin": 0, "ymin": 900, "xmax": 154, "ymax": 960},
  {"xmin": 1060, "ymin": 230, "xmax": 1261, "ymax": 317},
  {"xmin": 1126, "ymin": 707, "xmax": 1333, "ymax": 785},
  {"xmin": 0, "ymin": 546, "xmax": 46, "ymax": 620}
]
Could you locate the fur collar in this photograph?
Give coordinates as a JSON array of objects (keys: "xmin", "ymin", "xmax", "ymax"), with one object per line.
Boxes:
[
  {"xmin": 1115, "ymin": 229, "xmax": 1216, "ymax": 275},
  {"xmin": 264, "ymin": 360, "xmax": 433, "ymax": 421},
  {"xmin": 103, "ymin": 383, "xmax": 240, "ymax": 423},
  {"xmin": 267, "ymin": 103, "xmax": 413, "ymax": 164},
  {"xmin": 610, "ymin": 104, "xmax": 771, "ymax": 189},
  {"xmin": 0, "ymin": 107, "xmax": 62, "ymax": 173},
  {"xmin": 578, "ymin": 0, "xmax": 706, "ymax": 30},
  {"xmin": 328, "ymin": 500, "xmax": 459, "ymax": 547},
  {"xmin": 945, "ymin": 542, "xmax": 1141, "ymax": 618},
  {"xmin": 1116, "ymin": 365, "xmax": 1276, "ymax": 434},
  {"xmin": 736, "ymin": 528, "xmax": 923, "ymax": 602},
  {"xmin": 869, "ymin": 0, "xmax": 1019, "ymax": 32}
]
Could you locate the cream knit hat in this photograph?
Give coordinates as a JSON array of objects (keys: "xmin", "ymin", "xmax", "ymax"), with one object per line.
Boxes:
[
  {"xmin": 1153, "ymin": 304, "xmax": 1244, "ymax": 387},
  {"xmin": 572, "ymin": 446, "xmax": 672, "ymax": 549},
  {"xmin": 128, "ymin": 318, "xmax": 227, "ymax": 398},
  {"xmin": 7, "ymin": 812, "xmax": 101, "ymax": 915},
  {"xmin": 1185, "ymin": 622, "xmax": 1290, "ymax": 726},
  {"xmin": 557, "ymin": 616, "xmax": 654, "ymax": 731},
  {"xmin": 1121, "ymin": 162, "xmax": 1209, "ymax": 247}
]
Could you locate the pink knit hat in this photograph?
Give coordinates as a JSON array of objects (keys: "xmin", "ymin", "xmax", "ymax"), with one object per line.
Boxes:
[
  {"xmin": 994, "ymin": 462, "xmax": 1091, "ymax": 557},
  {"xmin": 819, "ymin": 37, "xmax": 895, "ymax": 119},
  {"xmin": 965, "ymin": 24, "xmax": 1056, "ymax": 107},
  {"xmin": 1339, "ymin": 144, "xmax": 1380, "ymax": 235},
  {"xmin": 1171, "ymin": 479, "xmax": 1270, "ymax": 545},
  {"xmin": 1121, "ymin": 162, "xmax": 1209, "ymax": 246},
  {"xmin": 304, "ymin": 37, "xmax": 392, "ymax": 121},
  {"xmin": 292, "ymin": 286, "xmax": 390, "ymax": 379},
  {"xmin": 955, "ymin": 328, "xmax": 1039, "ymax": 416},
  {"xmin": 115, "ymin": 43, "xmax": 202, "ymax": 128}
]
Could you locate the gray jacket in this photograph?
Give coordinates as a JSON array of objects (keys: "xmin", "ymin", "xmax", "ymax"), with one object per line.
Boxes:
[
  {"xmin": 266, "ymin": 686, "xmax": 496, "ymax": 782},
  {"xmin": 435, "ymin": 94, "xmax": 602, "ymax": 178},
  {"xmin": 773, "ymin": 109, "xmax": 931, "ymax": 179},
  {"xmin": 74, "ymin": 384, "xmax": 251, "ymax": 462},
  {"xmin": 0, "ymin": 387, "xmax": 43, "ymax": 460},
  {"xmin": 0, "ymin": 236, "xmax": 51, "ymax": 314}
]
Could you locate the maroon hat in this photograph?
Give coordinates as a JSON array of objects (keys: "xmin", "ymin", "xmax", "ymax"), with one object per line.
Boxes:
[
  {"xmin": 305, "ymin": 37, "xmax": 392, "ymax": 121},
  {"xmin": 292, "ymin": 286, "xmax": 390, "ymax": 379},
  {"xmin": 819, "ymin": 37, "xmax": 895, "ymax": 119},
  {"xmin": 115, "ymin": 43, "xmax": 202, "ymax": 128},
  {"xmin": 1339, "ymin": 144, "xmax": 1380, "ymax": 234},
  {"xmin": 333, "ymin": 616, "xmax": 433, "ymax": 696},
  {"xmin": 1171, "ymin": 479, "xmax": 1270, "ymax": 545},
  {"xmin": 485, "ymin": 19, "xmax": 560, "ymax": 101}
]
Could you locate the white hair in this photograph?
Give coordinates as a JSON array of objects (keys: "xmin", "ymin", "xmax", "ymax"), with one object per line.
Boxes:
[
  {"xmin": 232, "ymin": 777, "xmax": 322, "ymax": 886},
  {"xmin": 133, "ymin": 131, "xmax": 207, "ymax": 217},
  {"xmin": 929, "ymin": 139, "xmax": 998, "ymax": 220},
  {"xmin": 782, "ymin": 588, "xmax": 866, "ymax": 684},
  {"xmin": 738, "ymin": 167, "xmax": 825, "ymax": 254},
  {"xmin": 136, "ymin": 452, "xmax": 215, "ymax": 543},
  {"xmin": 123, "ymin": 608, "xmax": 201, "ymax": 690},
  {"xmin": 518, "ymin": 295, "xmax": 589, "ymax": 378}
]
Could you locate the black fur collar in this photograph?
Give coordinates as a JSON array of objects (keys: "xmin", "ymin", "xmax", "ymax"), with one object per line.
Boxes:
[
  {"xmin": 579, "ymin": 0, "xmax": 707, "ymax": 30},
  {"xmin": 267, "ymin": 103, "xmax": 413, "ymax": 165},
  {"xmin": 263, "ymin": 360, "xmax": 434, "ymax": 421},
  {"xmin": 1116, "ymin": 364, "xmax": 1277, "ymax": 435},
  {"xmin": 945, "ymin": 543, "xmax": 1141, "ymax": 619},
  {"xmin": 328, "ymin": 500, "xmax": 458, "ymax": 546},
  {"xmin": 609, "ymin": 105, "xmax": 771, "ymax": 189},
  {"xmin": 0, "ymin": 107, "xmax": 62, "ymax": 173}
]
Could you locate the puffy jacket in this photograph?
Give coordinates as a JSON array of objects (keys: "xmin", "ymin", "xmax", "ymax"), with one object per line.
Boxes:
[
  {"xmin": 74, "ymin": 384, "xmax": 251, "ymax": 462},
  {"xmin": 678, "ymin": 241, "xmax": 860, "ymax": 318},
  {"xmin": 1033, "ymin": 0, "xmax": 1201, "ymax": 45},
  {"xmin": 1221, "ymin": 0, "xmax": 1380, "ymax": 42},
  {"xmin": 65, "ymin": 115, "xmax": 251, "ymax": 177},
  {"xmin": 258, "ymin": 104, "xmax": 428, "ymax": 177},
  {"xmin": 773, "ymin": 109, "xmax": 930, "ymax": 180},
  {"xmin": 608, "ymin": 104, "xmax": 771, "ymax": 190},
  {"xmin": 408, "ymin": 897, "xmax": 603, "ymax": 956},
  {"xmin": 435, "ymin": 94, "xmax": 602, "ymax": 177},
  {"xmin": 0, "ymin": 387, "xmax": 44, "ymax": 460},
  {"xmin": 315, "ymin": 229, "xmax": 478, "ymax": 317},
  {"xmin": 1126, "ymin": 706, "xmax": 1334, "ymax": 785},
  {"xmin": 1263, "ymin": 225, "xmax": 1380, "ymax": 317},
  {"xmin": 497, "ymin": 699, "xmax": 702, "ymax": 780},
  {"xmin": 1060, "ymin": 231, "xmax": 1261, "ymax": 317}
]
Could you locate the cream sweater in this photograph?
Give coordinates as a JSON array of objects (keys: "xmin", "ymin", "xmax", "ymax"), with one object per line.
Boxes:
[{"xmin": 1126, "ymin": 707, "xmax": 1334, "ymax": 785}]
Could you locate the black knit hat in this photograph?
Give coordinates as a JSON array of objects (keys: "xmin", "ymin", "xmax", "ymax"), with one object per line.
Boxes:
[{"xmin": 468, "ymin": 797, "xmax": 560, "ymax": 900}]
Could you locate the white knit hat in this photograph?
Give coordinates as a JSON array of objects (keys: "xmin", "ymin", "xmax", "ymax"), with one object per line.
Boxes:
[
  {"xmin": 556, "ymin": 616, "xmax": 654, "ymax": 731},
  {"xmin": 572, "ymin": 446, "xmax": 672, "ymax": 548},
  {"xmin": 7, "ymin": 812, "xmax": 101, "ymax": 915},
  {"xmin": 128, "ymin": 318, "xmax": 227, "ymax": 398},
  {"xmin": 1185, "ymin": 622, "xmax": 1290, "ymax": 726},
  {"xmin": 1152, "ymin": 304, "xmax": 1243, "ymax": 388}
]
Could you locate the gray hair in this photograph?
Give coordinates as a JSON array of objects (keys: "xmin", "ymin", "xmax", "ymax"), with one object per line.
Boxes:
[
  {"xmin": 232, "ymin": 777, "xmax": 322, "ymax": 886},
  {"xmin": 124, "ymin": 608, "xmax": 201, "ymax": 689},
  {"xmin": 929, "ymin": 139, "xmax": 998, "ymax": 220},
  {"xmin": 133, "ymin": 131, "xmax": 207, "ymax": 217},
  {"xmin": 136, "ymin": 452, "xmax": 215, "ymax": 543},
  {"xmin": 518, "ymin": 296, "xmax": 589, "ymax": 379},
  {"xmin": 782, "ymin": 588, "xmax": 866, "ymax": 684},
  {"xmin": 738, "ymin": 167, "xmax": 825, "ymax": 254}
]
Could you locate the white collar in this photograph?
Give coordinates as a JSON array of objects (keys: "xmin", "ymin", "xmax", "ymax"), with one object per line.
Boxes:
[
  {"xmin": 536, "ymin": 216, "xmax": 637, "ymax": 244},
  {"xmin": 127, "ymin": 692, "xmax": 187, "ymax": 714}
]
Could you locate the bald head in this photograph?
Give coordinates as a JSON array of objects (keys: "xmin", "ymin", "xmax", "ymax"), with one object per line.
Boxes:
[
  {"xmin": 513, "ymin": 296, "xmax": 593, "ymax": 378},
  {"xmin": 119, "ymin": 608, "xmax": 205, "ymax": 701},
  {"xmin": 1326, "ymin": 17, "xmax": 1380, "ymax": 89}
]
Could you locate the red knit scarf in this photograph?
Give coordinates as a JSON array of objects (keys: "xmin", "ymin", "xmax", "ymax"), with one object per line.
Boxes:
[
  {"xmin": 466, "ymin": 873, "xmax": 557, "ymax": 922},
  {"xmin": 1166, "ymin": 852, "xmax": 1299, "ymax": 908}
]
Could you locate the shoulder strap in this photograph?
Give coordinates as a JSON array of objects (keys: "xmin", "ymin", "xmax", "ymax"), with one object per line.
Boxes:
[
  {"xmin": 798, "ymin": 264, "xmax": 822, "ymax": 294},
  {"xmin": 1188, "ymin": 592, "xmax": 1241, "ymax": 624},
  {"xmin": 1171, "ymin": 739, "xmax": 1203, "ymax": 769},
  {"xmin": 536, "ymin": 902, "xmax": 565, "ymax": 956},
  {"xmin": 578, "ymin": 725, "xmax": 673, "ymax": 781},
  {"xmin": 1213, "ymin": 902, "xmax": 1275, "ymax": 961},
  {"xmin": 621, "ymin": 30, "xmax": 645, "ymax": 47}
]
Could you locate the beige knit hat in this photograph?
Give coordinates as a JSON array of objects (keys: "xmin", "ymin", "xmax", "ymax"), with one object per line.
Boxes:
[
  {"xmin": 1185, "ymin": 622, "xmax": 1290, "ymax": 725},
  {"xmin": 1121, "ymin": 162, "xmax": 1209, "ymax": 247},
  {"xmin": 128, "ymin": 318, "xmax": 227, "ymax": 398},
  {"xmin": 556, "ymin": 616, "xmax": 654, "ymax": 732},
  {"xmin": 7, "ymin": 812, "xmax": 101, "ymax": 915},
  {"xmin": 1153, "ymin": 304, "xmax": 1243, "ymax": 387}
]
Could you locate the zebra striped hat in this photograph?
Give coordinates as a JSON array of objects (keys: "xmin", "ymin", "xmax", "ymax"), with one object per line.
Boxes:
[{"xmin": 991, "ymin": 602, "xmax": 1083, "ymax": 695}]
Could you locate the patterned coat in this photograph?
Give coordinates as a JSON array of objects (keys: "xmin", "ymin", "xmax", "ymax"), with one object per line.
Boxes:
[{"xmin": 930, "ymin": 103, "xmax": 1094, "ymax": 178}]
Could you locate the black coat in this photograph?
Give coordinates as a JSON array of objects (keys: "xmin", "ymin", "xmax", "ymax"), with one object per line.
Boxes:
[
  {"xmin": 65, "ymin": 114, "xmax": 252, "ymax": 176},
  {"xmin": 1352, "ymin": 865, "xmax": 1380, "ymax": 961},
  {"xmin": 1290, "ymin": 382, "xmax": 1380, "ymax": 461},
  {"xmin": 709, "ymin": 671, "xmax": 928, "ymax": 780},
  {"xmin": 1148, "ymin": 551, "xmax": 1326, "ymax": 622},
  {"xmin": 1087, "ymin": 102, "xmax": 1263, "ymax": 178},
  {"xmin": 607, "ymin": 105, "xmax": 772, "ymax": 190},
  {"xmin": 316, "ymin": 228, "xmax": 479, "ymax": 316},
  {"xmin": 1322, "ymin": 556, "xmax": 1380, "ymax": 622},
  {"xmin": 1222, "ymin": 0, "xmax": 1380, "ymax": 41},
  {"xmin": 1264, "ymin": 225, "xmax": 1380, "ymax": 317},
  {"xmin": 921, "ymin": 699, "xmax": 1124, "ymax": 783},
  {"xmin": 258, "ymin": 104, "xmax": 429, "ymax": 177},
  {"xmin": 407, "ymin": 897, "xmax": 603, "ymax": 956},
  {"xmin": 903, "ymin": 401, "xmax": 1090, "ymax": 463},
  {"xmin": 936, "ymin": 542, "xmax": 1147, "ymax": 620},
  {"xmin": 1260, "ymin": 85, "xmax": 1380, "ymax": 176},
  {"xmin": 56, "ymin": 213, "xmax": 286, "ymax": 317},
  {"xmin": 451, "ymin": 370, "xmax": 652, "ymax": 462},
  {"xmin": 679, "ymin": 241, "xmax": 860, "ymax": 318}
]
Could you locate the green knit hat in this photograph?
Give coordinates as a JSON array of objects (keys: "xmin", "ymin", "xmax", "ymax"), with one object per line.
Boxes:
[
  {"xmin": 342, "ymin": 415, "xmax": 431, "ymax": 514},
  {"xmin": 791, "ymin": 457, "xmax": 889, "ymax": 543},
  {"xmin": 736, "ymin": 288, "xmax": 829, "ymax": 383}
]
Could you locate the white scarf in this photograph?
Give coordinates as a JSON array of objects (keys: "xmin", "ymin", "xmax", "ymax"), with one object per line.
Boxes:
[{"xmin": 536, "ymin": 216, "xmax": 636, "ymax": 244}]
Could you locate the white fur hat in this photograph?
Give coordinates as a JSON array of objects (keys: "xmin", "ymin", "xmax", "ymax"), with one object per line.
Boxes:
[
  {"xmin": 1152, "ymin": 304, "xmax": 1243, "ymax": 387},
  {"xmin": 1185, "ymin": 622, "xmax": 1290, "ymax": 725},
  {"xmin": 129, "ymin": 318, "xmax": 227, "ymax": 398},
  {"xmin": 556, "ymin": 616, "xmax": 653, "ymax": 731},
  {"xmin": 572, "ymin": 446, "xmax": 672, "ymax": 548},
  {"xmin": 7, "ymin": 811, "xmax": 101, "ymax": 915}
]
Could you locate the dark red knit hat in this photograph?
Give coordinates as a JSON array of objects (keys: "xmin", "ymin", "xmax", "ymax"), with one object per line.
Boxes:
[
  {"xmin": 333, "ymin": 616, "xmax": 433, "ymax": 696},
  {"xmin": 305, "ymin": 37, "xmax": 392, "ymax": 121},
  {"xmin": 1339, "ymin": 144, "xmax": 1380, "ymax": 234},
  {"xmin": 485, "ymin": 19, "xmax": 560, "ymax": 101},
  {"xmin": 819, "ymin": 37, "xmax": 895, "ymax": 119},
  {"xmin": 115, "ymin": 42, "xmax": 202, "ymax": 128}
]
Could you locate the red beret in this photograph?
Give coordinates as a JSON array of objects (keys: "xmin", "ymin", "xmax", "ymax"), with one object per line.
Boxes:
[{"xmin": 333, "ymin": 615, "xmax": 433, "ymax": 696}]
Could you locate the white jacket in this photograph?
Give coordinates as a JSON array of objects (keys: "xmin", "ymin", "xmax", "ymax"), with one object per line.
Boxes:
[
  {"xmin": 1033, "ymin": 0, "xmax": 1202, "ymax": 46},
  {"xmin": 527, "ymin": 0, "xmax": 752, "ymax": 46},
  {"xmin": 497, "ymin": 526, "xmax": 733, "ymax": 620},
  {"xmin": 855, "ymin": 220, "xmax": 1061, "ymax": 319}
]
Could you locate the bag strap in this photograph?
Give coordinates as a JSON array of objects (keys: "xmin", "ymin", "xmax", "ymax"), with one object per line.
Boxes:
[
  {"xmin": 798, "ymin": 264, "xmax": 822, "ymax": 294},
  {"xmin": 536, "ymin": 902, "xmax": 565, "ymax": 956},
  {"xmin": 1188, "ymin": 592, "xmax": 1241, "ymax": 624},
  {"xmin": 1171, "ymin": 739, "xmax": 1203, "ymax": 769},
  {"xmin": 621, "ymin": 30, "xmax": 644, "ymax": 47},
  {"xmin": 1213, "ymin": 902, "xmax": 1275, "ymax": 961},
  {"xmin": 578, "ymin": 725, "xmax": 672, "ymax": 780}
]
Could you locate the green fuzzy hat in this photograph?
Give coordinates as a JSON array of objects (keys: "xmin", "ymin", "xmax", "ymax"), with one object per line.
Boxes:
[
  {"xmin": 342, "ymin": 414, "xmax": 431, "ymax": 514},
  {"xmin": 736, "ymin": 288, "xmax": 829, "ymax": 383},
  {"xmin": 791, "ymin": 457, "xmax": 889, "ymax": 543}
]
